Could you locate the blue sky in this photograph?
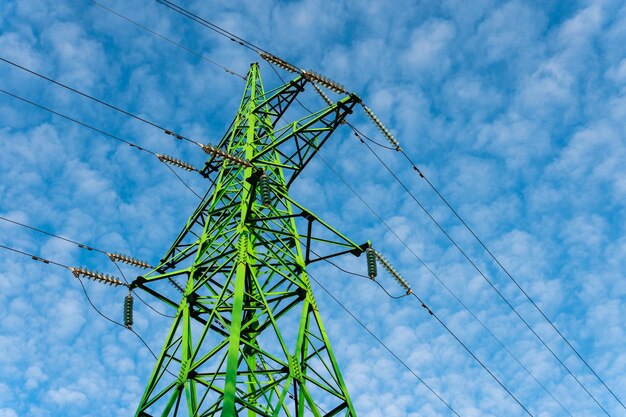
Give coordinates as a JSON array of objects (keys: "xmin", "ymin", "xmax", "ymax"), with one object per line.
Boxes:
[{"xmin": 0, "ymin": 0, "xmax": 625, "ymax": 416}]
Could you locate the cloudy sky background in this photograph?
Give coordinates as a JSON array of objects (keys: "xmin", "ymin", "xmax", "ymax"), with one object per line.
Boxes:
[{"xmin": 0, "ymin": 0, "xmax": 625, "ymax": 416}]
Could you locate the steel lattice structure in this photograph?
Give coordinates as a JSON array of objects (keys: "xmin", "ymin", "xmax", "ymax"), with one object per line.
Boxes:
[{"xmin": 130, "ymin": 63, "xmax": 368, "ymax": 417}]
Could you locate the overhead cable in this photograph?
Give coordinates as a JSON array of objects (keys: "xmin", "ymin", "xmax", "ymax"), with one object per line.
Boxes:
[
  {"xmin": 307, "ymin": 272, "xmax": 462, "ymax": 417},
  {"xmin": 355, "ymin": 136, "xmax": 613, "ymax": 416},
  {"xmin": 0, "ymin": 88, "xmax": 205, "ymax": 198},
  {"xmin": 399, "ymin": 147, "xmax": 626, "ymax": 413},
  {"xmin": 367, "ymin": 248, "xmax": 534, "ymax": 416},
  {"xmin": 0, "ymin": 215, "xmax": 176, "ymax": 318},
  {"xmin": 270, "ymin": 66, "xmax": 577, "ymax": 415},
  {"xmin": 0, "ymin": 56, "xmax": 201, "ymax": 147},
  {"xmin": 89, "ymin": 0, "xmax": 246, "ymax": 80}
]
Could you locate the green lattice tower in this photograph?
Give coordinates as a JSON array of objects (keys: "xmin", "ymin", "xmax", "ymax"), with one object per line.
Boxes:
[{"xmin": 131, "ymin": 63, "xmax": 366, "ymax": 417}]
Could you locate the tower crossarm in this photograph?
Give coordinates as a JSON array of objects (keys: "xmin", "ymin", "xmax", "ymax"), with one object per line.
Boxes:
[
  {"xmin": 246, "ymin": 188, "xmax": 369, "ymax": 266},
  {"xmin": 251, "ymin": 94, "xmax": 361, "ymax": 187},
  {"xmin": 201, "ymin": 75, "xmax": 308, "ymax": 177}
]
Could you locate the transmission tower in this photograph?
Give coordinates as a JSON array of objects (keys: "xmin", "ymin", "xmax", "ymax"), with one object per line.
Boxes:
[{"xmin": 130, "ymin": 63, "xmax": 367, "ymax": 417}]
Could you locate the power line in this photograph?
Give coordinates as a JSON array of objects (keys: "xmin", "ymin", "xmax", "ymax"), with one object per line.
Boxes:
[
  {"xmin": 354, "ymin": 135, "xmax": 613, "ymax": 416},
  {"xmin": 0, "ymin": 88, "xmax": 204, "ymax": 199},
  {"xmin": 154, "ymin": 0, "xmax": 267, "ymax": 54},
  {"xmin": 270, "ymin": 66, "xmax": 574, "ymax": 415},
  {"xmin": 74, "ymin": 275, "xmax": 178, "ymax": 378},
  {"xmin": 307, "ymin": 272, "xmax": 462, "ymax": 417},
  {"xmin": 0, "ymin": 242, "xmax": 73, "ymax": 270},
  {"xmin": 398, "ymin": 148, "xmax": 626, "ymax": 413},
  {"xmin": 0, "ymin": 55, "xmax": 202, "ymax": 147},
  {"xmin": 408, "ymin": 294, "xmax": 534, "ymax": 416},
  {"xmin": 319, "ymin": 244, "xmax": 574, "ymax": 415},
  {"xmin": 317, "ymin": 251, "xmax": 537, "ymax": 417},
  {"xmin": 146, "ymin": 11, "xmax": 623, "ymax": 409},
  {"xmin": 0, "ymin": 215, "xmax": 176, "ymax": 318},
  {"xmin": 314, "ymin": 151, "xmax": 584, "ymax": 415},
  {"xmin": 0, "ymin": 237, "xmax": 179, "ymax": 391},
  {"xmin": 88, "ymin": 0, "xmax": 246, "ymax": 80}
]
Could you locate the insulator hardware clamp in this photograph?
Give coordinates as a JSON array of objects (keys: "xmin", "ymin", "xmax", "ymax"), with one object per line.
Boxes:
[
  {"xmin": 371, "ymin": 249, "xmax": 412, "ymax": 294},
  {"xmin": 69, "ymin": 267, "xmax": 126, "ymax": 287},
  {"xmin": 107, "ymin": 253, "xmax": 154, "ymax": 270},
  {"xmin": 164, "ymin": 130, "xmax": 184, "ymax": 140},
  {"xmin": 259, "ymin": 52, "xmax": 301, "ymax": 74},
  {"xmin": 360, "ymin": 104, "xmax": 402, "ymax": 151},
  {"xmin": 202, "ymin": 144, "xmax": 254, "ymax": 168},
  {"xmin": 156, "ymin": 154, "xmax": 197, "ymax": 172}
]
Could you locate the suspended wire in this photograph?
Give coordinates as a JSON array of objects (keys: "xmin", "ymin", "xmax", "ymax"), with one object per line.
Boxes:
[
  {"xmin": 137, "ymin": 14, "xmax": 613, "ymax": 409},
  {"xmin": 306, "ymin": 246, "xmax": 408, "ymax": 299},
  {"xmin": 160, "ymin": 162, "xmax": 203, "ymax": 200},
  {"xmin": 312, "ymin": 150, "xmax": 584, "ymax": 414},
  {"xmin": 264, "ymin": 64, "xmax": 575, "ymax": 414},
  {"xmin": 0, "ymin": 238, "xmax": 175, "ymax": 372},
  {"xmin": 0, "ymin": 215, "xmax": 175, "ymax": 318},
  {"xmin": 0, "ymin": 88, "xmax": 204, "ymax": 200},
  {"xmin": 396, "ymin": 149, "xmax": 626, "ymax": 413},
  {"xmin": 0, "ymin": 242, "xmax": 73, "ymax": 270},
  {"xmin": 307, "ymin": 272, "xmax": 462, "ymax": 417},
  {"xmin": 154, "ymin": 0, "xmax": 267, "ymax": 54},
  {"xmin": 355, "ymin": 135, "xmax": 613, "ymax": 416},
  {"xmin": 348, "ymin": 122, "xmax": 397, "ymax": 151},
  {"xmin": 75, "ymin": 276, "xmax": 178, "ymax": 377},
  {"xmin": 88, "ymin": 0, "xmax": 246, "ymax": 80},
  {"xmin": 409, "ymin": 293, "xmax": 534, "ymax": 416},
  {"xmin": 0, "ymin": 56, "xmax": 203, "ymax": 147},
  {"xmin": 314, "ymin": 249, "xmax": 536, "ymax": 416}
]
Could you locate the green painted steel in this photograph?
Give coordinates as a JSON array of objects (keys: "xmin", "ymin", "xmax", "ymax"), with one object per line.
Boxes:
[{"xmin": 131, "ymin": 63, "xmax": 366, "ymax": 417}]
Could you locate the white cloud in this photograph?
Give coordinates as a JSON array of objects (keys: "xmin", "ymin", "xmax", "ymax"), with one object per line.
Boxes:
[{"xmin": 1, "ymin": 0, "xmax": 625, "ymax": 416}]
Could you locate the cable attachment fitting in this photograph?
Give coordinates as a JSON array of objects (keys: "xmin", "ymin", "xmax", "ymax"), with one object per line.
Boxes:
[
  {"xmin": 372, "ymin": 250, "xmax": 412, "ymax": 294},
  {"xmin": 107, "ymin": 253, "xmax": 154, "ymax": 270},
  {"xmin": 365, "ymin": 248, "xmax": 377, "ymax": 279},
  {"xmin": 124, "ymin": 292, "xmax": 134, "ymax": 328},
  {"xmin": 156, "ymin": 154, "xmax": 198, "ymax": 173},
  {"xmin": 302, "ymin": 70, "xmax": 348, "ymax": 94},
  {"xmin": 311, "ymin": 82, "xmax": 334, "ymax": 107},
  {"xmin": 69, "ymin": 267, "xmax": 126, "ymax": 287},
  {"xmin": 360, "ymin": 104, "xmax": 401, "ymax": 151},
  {"xmin": 259, "ymin": 52, "xmax": 301, "ymax": 73},
  {"xmin": 202, "ymin": 144, "xmax": 254, "ymax": 168},
  {"xmin": 164, "ymin": 130, "xmax": 184, "ymax": 140}
]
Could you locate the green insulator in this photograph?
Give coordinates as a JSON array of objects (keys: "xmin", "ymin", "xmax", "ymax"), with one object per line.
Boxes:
[
  {"xmin": 124, "ymin": 294, "xmax": 134, "ymax": 328},
  {"xmin": 259, "ymin": 173, "xmax": 271, "ymax": 206},
  {"xmin": 366, "ymin": 248, "xmax": 377, "ymax": 279}
]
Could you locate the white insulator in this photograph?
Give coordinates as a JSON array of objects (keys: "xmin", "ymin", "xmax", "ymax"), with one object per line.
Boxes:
[
  {"xmin": 202, "ymin": 144, "xmax": 253, "ymax": 168},
  {"xmin": 107, "ymin": 253, "xmax": 154, "ymax": 270},
  {"xmin": 360, "ymin": 104, "xmax": 402, "ymax": 151},
  {"xmin": 311, "ymin": 82, "xmax": 334, "ymax": 107},
  {"xmin": 373, "ymin": 250, "xmax": 412, "ymax": 294},
  {"xmin": 302, "ymin": 70, "xmax": 348, "ymax": 94},
  {"xmin": 259, "ymin": 52, "xmax": 301, "ymax": 74},
  {"xmin": 156, "ymin": 154, "xmax": 197, "ymax": 172},
  {"xmin": 69, "ymin": 267, "xmax": 125, "ymax": 287}
]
